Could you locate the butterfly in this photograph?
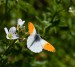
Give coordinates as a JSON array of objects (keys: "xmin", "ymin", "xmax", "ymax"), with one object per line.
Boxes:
[{"xmin": 27, "ymin": 22, "xmax": 55, "ymax": 53}]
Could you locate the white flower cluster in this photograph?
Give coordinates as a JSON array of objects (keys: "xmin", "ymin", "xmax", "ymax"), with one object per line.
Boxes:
[{"xmin": 4, "ymin": 19, "xmax": 25, "ymax": 40}]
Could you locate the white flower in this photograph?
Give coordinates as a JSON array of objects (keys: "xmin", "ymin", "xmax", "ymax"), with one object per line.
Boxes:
[
  {"xmin": 4, "ymin": 27, "xmax": 19, "ymax": 39},
  {"xmin": 17, "ymin": 19, "xmax": 25, "ymax": 27},
  {"xmin": 69, "ymin": 7, "xmax": 73, "ymax": 13},
  {"xmin": 69, "ymin": 7, "xmax": 75, "ymax": 16}
]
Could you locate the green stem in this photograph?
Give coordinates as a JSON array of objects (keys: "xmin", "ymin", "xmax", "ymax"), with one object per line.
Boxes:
[
  {"xmin": 4, "ymin": 40, "xmax": 16, "ymax": 55},
  {"xmin": 0, "ymin": 40, "xmax": 16, "ymax": 64}
]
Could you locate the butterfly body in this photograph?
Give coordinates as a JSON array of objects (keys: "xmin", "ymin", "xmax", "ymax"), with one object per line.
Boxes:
[{"xmin": 34, "ymin": 34, "xmax": 41, "ymax": 42}]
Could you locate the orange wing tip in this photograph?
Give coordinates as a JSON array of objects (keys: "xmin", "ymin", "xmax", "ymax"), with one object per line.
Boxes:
[
  {"xmin": 43, "ymin": 42, "xmax": 55, "ymax": 52},
  {"xmin": 28, "ymin": 22, "xmax": 34, "ymax": 35}
]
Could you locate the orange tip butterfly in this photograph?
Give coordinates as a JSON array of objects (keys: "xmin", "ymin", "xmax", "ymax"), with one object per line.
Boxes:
[{"xmin": 27, "ymin": 22, "xmax": 55, "ymax": 53}]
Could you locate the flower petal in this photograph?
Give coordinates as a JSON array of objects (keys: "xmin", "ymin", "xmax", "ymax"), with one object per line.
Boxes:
[
  {"xmin": 6, "ymin": 35, "xmax": 10, "ymax": 39},
  {"xmin": 12, "ymin": 34, "xmax": 19, "ymax": 39},
  {"xmin": 4, "ymin": 27, "xmax": 9, "ymax": 35},
  {"xmin": 9, "ymin": 27, "xmax": 16, "ymax": 34},
  {"xmin": 18, "ymin": 19, "xmax": 25, "ymax": 26}
]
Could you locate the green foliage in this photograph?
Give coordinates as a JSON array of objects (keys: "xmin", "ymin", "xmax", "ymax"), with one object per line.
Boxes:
[{"xmin": 0, "ymin": 0, "xmax": 75, "ymax": 67}]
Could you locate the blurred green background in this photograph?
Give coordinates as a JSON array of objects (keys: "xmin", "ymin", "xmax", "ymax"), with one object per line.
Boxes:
[{"xmin": 0, "ymin": 0, "xmax": 75, "ymax": 67}]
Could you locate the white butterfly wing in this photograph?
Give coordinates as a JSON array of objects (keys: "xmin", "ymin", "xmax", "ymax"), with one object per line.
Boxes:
[
  {"xmin": 27, "ymin": 35, "xmax": 43, "ymax": 53},
  {"xmin": 27, "ymin": 35, "xmax": 35, "ymax": 48},
  {"xmin": 28, "ymin": 42, "xmax": 43, "ymax": 53}
]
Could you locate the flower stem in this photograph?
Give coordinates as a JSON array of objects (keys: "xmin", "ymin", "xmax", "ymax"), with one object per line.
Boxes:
[{"xmin": 0, "ymin": 40, "xmax": 16, "ymax": 65}]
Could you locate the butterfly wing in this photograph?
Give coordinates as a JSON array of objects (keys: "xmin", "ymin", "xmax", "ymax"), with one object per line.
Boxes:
[
  {"xmin": 27, "ymin": 35, "xmax": 35, "ymax": 48},
  {"xmin": 27, "ymin": 22, "xmax": 43, "ymax": 53},
  {"xmin": 27, "ymin": 35, "xmax": 43, "ymax": 53},
  {"xmin": 41, "ymin": 39, "xmax": 55, "ymax": 52},
  {"xmin": 28, "ymin": 22, "xmax": 36, "ymax": 35}
]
